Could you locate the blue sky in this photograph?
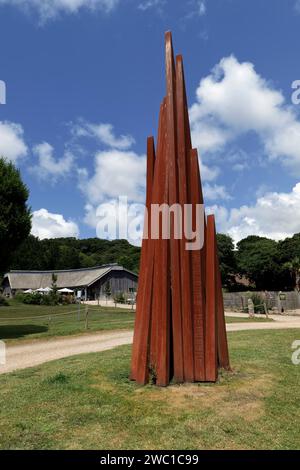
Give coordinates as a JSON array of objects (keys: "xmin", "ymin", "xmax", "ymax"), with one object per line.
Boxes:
[{"xmin": 1, "ymin": 0, "xmax": 300, "ymax": 243}]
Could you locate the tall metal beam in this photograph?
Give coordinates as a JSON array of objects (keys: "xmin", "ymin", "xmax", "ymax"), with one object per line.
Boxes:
[{"xmin": 130, "ymin": 32, "xmax": 230, "ymax": 387}]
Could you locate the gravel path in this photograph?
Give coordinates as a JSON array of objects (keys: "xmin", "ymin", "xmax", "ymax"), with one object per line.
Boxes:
[
  {"xmin": 0, "ymin": 330, "xmax": 133, "ymax": 375},
  {"xmin": 1, "ymin": 315, "xmax": 300, "ymax": 375}
]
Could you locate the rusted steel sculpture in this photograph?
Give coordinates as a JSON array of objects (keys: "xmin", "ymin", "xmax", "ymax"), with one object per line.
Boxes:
[{"xmin": 130, "ymin": 32, "xmax": 230, "ymax": 386}]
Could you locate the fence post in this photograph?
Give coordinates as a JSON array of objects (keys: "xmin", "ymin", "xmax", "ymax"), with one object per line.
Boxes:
[
  {"xmin": 85, "ymin": 305, "xmax": 89, "ymax": 330},
  {"xmin": 77, "ymin": 300, "xmax": 81, "ymax": 322},
  {"xmin": 248, "ymin": 298, "xmax": 255, "ymax": 318}
]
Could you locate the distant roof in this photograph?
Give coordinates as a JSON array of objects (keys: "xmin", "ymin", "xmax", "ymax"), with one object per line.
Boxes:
[{"xmin": 4, "ymin": 264, "xmax": 138, "ymax": 290}]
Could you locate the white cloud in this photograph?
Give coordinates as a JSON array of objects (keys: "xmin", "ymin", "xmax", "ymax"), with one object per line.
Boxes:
[
  {"xmin": 295, "ymin": 0, "xmax": 300, "ymax": 14},
  {"xmin": 203, "ymin": 183, "xmax": 231, "ymax": 201},
  {"xmin": 78, "ymin": 146, "xmax": 146, "ymax": 243},
  {"xmin": 227, "ymin": 149, "xmax": 250, "ymax": 172},
  {"xmin": 232, "ymin": 162, "xmax": 247, "ymax": 172},
  {"xmin": 199, "ymin": 160, "xmax": 219, "ymax": 181},
  {"xmin": 208, "ymin": 183, "xmax": 300, "ymax": 243},
  {"xmin": 0, "ymin": 121, "xmax": 28, "ymax": 163},
  {"xmin": 183, "ymin": 0, "xmax": 207, "ymax": 22},
  {"xmin": 191, "ymin": 120, "xmax": 230, "ymax": 154},
  {"xmin": 190, "ymin": 55, "xmax": 300, "ymax": 174},
  {"xmin": 31, "ymin": 142, "xmax": 74, "ymax": 182},
  {"xmin": 31, "ymin": 208, "xmax": 79, "ymax": 239},
  {"xmin": 73, "ymin": 121, "xmax": 135, "ymax": 150},
  {"xmin": 0, "ymin": 0, "xmax": 119, "ymax": 22},
  {"xmin": 83, "ymin": 200, "xmax": 144, "ymax": 246},
  {"xmin": 197, "ymin": 0, "xmax": 206, "ymax": 16},
  {"xmin": 83, "ymin": 203, "xmax": 98, "ymax": 228},
  {"xmin": 79, "ymin": 149, "xmax": 146, "ymax": 205},
  {"xmin": 138, "ymin": 0, "xmax": 165, "ymax": 12}
]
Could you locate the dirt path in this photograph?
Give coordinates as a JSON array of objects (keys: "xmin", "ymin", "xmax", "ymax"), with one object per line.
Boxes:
[
  {"xmin": 0, "ymin": 330, "xmax": 134, "ymax": 375},
  {"xmin": 1, "ymin": 316, "xmax": 300, "ymax": 375}
]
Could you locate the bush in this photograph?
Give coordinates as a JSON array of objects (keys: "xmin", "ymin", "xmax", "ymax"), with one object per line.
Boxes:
[
  {"xmin": 22, "ymin": 293, "xmax": 43, "ymax": 305},
  {"xmin": 250, "ymin": 293, "xmax": 265, "ymax": 314},
  {"xmin": 15, "ymin": 292, "xmax": 39, "ymax": 304},
  {"xmin": 60, "ymin": 295, "xmax": 75, "ymax": 305},
  {"xmin": 39, "ymin": 292, "xmax": 60, "ymax": 306},
  {"xmin": 15, "ymin": 291, "xmax": 61, "ymax": 306},
  {"xmin": 0, "ymin": 295, "xmax": 9, "ymax": 306},
  {"xmin": 113, "ymin": 292, "xmax": 126, "ymax": 304},
  {"xmin": 15, "ymin": 292, "xmax": 26, "ymax": 303}
]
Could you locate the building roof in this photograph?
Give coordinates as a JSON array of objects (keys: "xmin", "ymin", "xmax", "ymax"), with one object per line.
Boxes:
[{"xmin": 4, "ymin": 264, "xmax": 138, "ymax": 290}]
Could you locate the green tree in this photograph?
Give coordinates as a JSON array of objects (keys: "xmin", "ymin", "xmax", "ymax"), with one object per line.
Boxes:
[
  {"xmin": 117, "ymin": 255, "xmax": 135, "ymax": 272},
  {"xmin": 236, "ymin": 236, "xmax": 283, "ymax": 290},
  {"xmin": 79, "ymin": 252, "xmax": 98, "ymax": 268},
  {"xmin": 104, "ymin": 281, "xmax": 111, "ymax": 305},
  {"xmin": 0, "ymin": 158, "xmax": 31, "ymax": 274},
  {"xmin": 216, "ymin": 233, "xmax": 237, "ymax": 288},
  {"xmin": 283, "ymin": 257, "xmax": 300, "ymax": 292},
  {"xmin": 51, "ymin": 273, "xmax": 58, "ymax": 294},
  {"xmin": 104, "ymin": 282, "xmax": 111, "ymax": 298},
  {"xmin": 48, "ymin": 273, "xmax": 60, "ymax": 305},
  {"xmin": 278, "ymin": 233, "xmax": 300, "ymax": 264},
  {"xmin": 10, "ymin": 235, "xmax": 46, "ymax": 270},
  {"xmin": 56, "ymin": 245, "xmax": 81, "ymax": 270},
  {"xmin": 9, "ymin": 235, "xmax": 141, "ymax": 273}
]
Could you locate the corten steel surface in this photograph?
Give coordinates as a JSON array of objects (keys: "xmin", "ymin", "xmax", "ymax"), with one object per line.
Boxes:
[{"xmin": 130, "ymin": 32, "xmax": 230, "ymax": 386}]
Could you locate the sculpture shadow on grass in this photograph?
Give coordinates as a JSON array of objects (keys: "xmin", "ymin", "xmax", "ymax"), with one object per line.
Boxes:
[{"xmin": 0, "ymin": 324, "xmax": 48, "ymax": 339}]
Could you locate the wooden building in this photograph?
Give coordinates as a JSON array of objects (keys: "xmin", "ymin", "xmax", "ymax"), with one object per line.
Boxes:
[{"xmin": 2, "ymin": 264, "xmax": 138, "ymax": 301}]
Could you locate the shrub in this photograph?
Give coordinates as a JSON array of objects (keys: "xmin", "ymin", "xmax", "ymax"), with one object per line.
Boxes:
[
  {"xmin": 113, "ymin": 292, "xmax": 126, "ymax": 304},
  {"xmin": 250, "ymin": 293, "xmax": 265, "ymax": 314},
  {"xmin": 60, "ymin": 295, "xmax": 74, "ymax": 305},
  {"xmin": 15, "ymin": 291, "xmax": 61, "ymax": 306},
  {"xmin": 22, "ymin": 293, "xmax": 43, "ymax": 305},
  {"xmin": 41, "ymin": 292, "xmax": 61, "ymax": 306},
  {"xmin": 15, "ymin": 292, "xmax": 26, "ymax": 303},
  {"xmin": 0, "ymin": 295, "xmax": 9, "ymax": 306}
]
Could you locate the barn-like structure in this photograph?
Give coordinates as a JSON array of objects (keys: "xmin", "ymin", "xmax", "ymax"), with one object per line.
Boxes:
[{"xmin": 2, "ymin": 264, "xmax": 138, "ymax": 301}]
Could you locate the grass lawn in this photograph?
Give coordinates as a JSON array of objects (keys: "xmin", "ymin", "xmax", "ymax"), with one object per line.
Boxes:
[
  {"xmin": 0, "ymin": 329, "xmax": 299, "ymax": 450},
  {"xmin": 0, "ymin": 302, "xmax": 135, "ymax": 342},
  {"xmin": 0, "ymin": 302, "xmax": 272, "ymax": 343},
  {"xmin": 225, "ymin": 315, "xmax": 273, "ymax": 323}
]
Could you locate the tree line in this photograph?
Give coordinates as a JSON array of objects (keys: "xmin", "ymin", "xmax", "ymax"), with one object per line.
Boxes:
[
  {"xmin": 7, "ymin": 232, "xmax": 300, "ymax": 292},
  {"xmin": 217, "ymin": 233, "xmax": 300, "ymax": 291},
  {"xmin": 0, "ymin": 157, "xmax": 141, "ymax": 275},
  {"xmin": 9, "ymin": 236, "xmax": 141, "ymax": 274},
  {"xmin": 1, "ymin": 157, "xmax": 299, "ymax": 291}
]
